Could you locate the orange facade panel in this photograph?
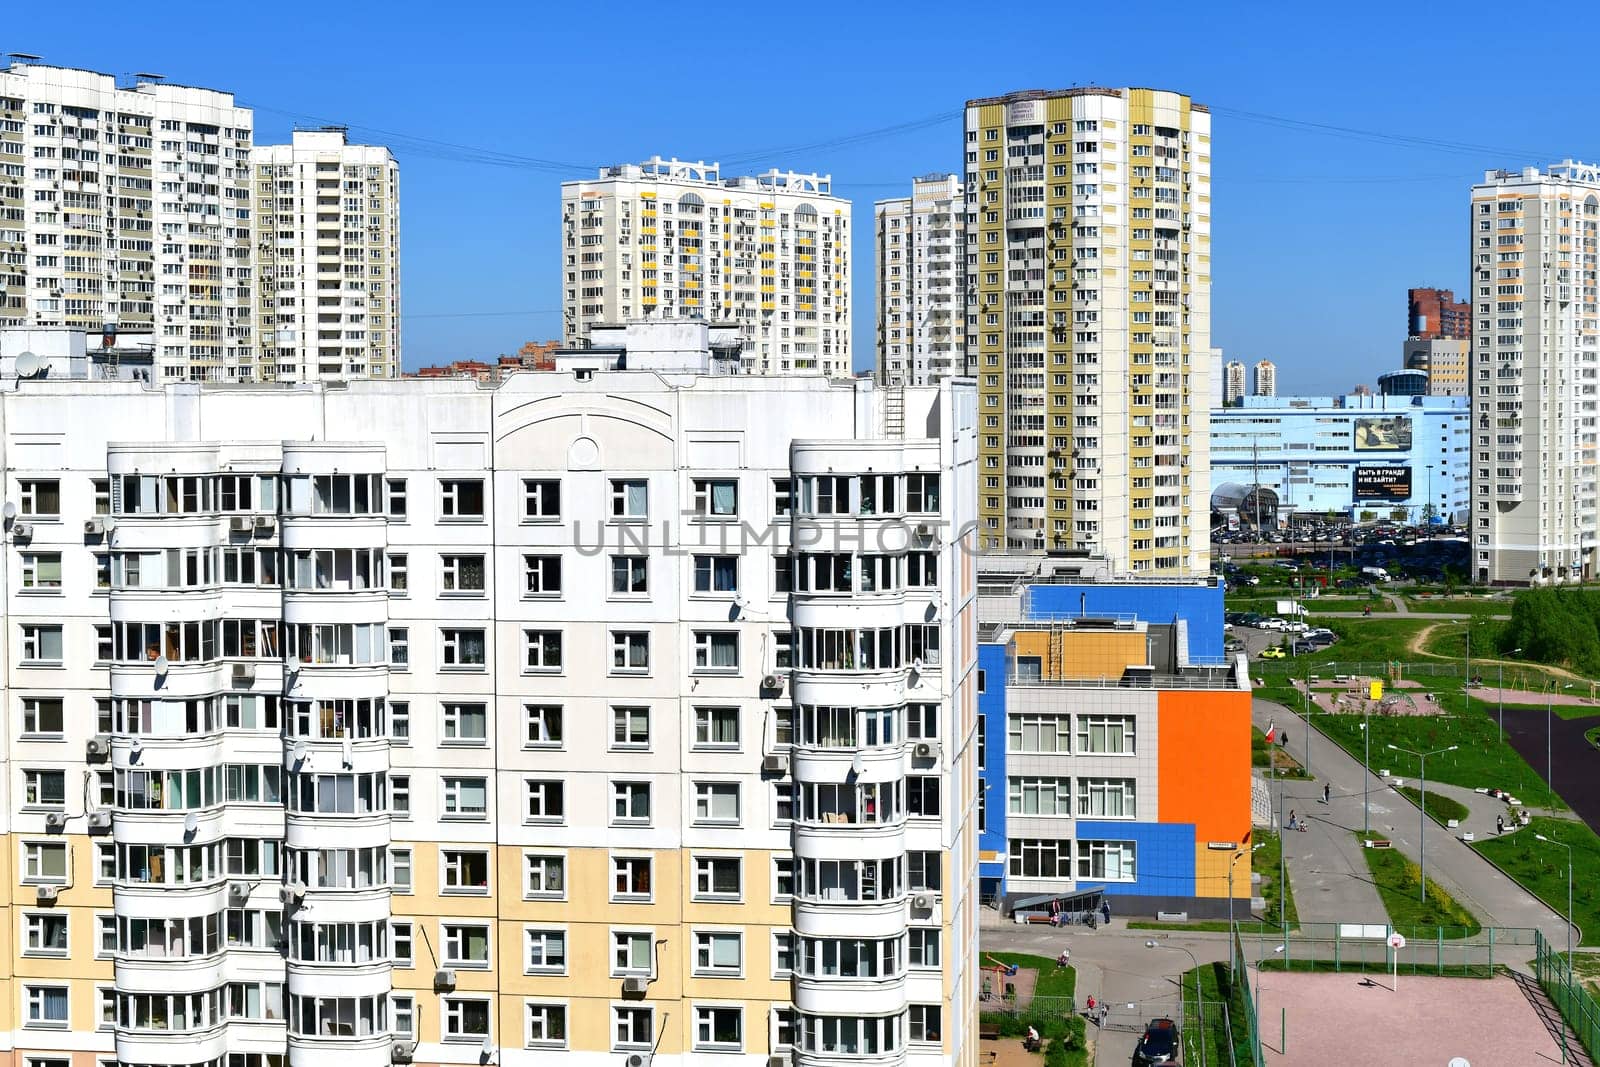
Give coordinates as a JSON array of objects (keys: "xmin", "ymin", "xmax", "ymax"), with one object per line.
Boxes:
[{"xmin": 1156, "ymin": 689, "xmax": 1252, "ymax": 841}]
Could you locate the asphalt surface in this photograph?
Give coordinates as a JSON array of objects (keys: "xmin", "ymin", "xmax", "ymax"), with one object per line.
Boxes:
[{"xmin": 1503, "ymin": 706, "xmax": 1600, "ymax": 833}]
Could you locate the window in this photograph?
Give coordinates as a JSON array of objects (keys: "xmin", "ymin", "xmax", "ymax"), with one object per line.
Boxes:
[
  {"xmin": 441, "ymin": 628, "xmax": 487, "ymax": 669},
  {"xmin": 908, "ymin": 850, "xmax": 941, "ymax": 891},
  {"xmin": 527, "ymin": 1002, "xmax": 568, "ymax": 1048},
  {"xmin": 694, "ymin": 931, "xmax": 742, "ymax": 976},
  {"xmin": 611, "ymin": 479, "xmax": 648, "ymax": 519},
  {"xmin": 693, "ymin": 706, "xmax": 739, "ymax": 748},
  {"xmin": 24, "ymin": 770, "xmax": 65, "ymax": 808},
  {"xmin": 386, "ymin": 478, "xmax": 407, "ymax": 519},
  {"xmin": 909, "ymin": 1005, "xmax": 942, "ymax": 1043},
  {"xmin": 1009, "ymin": 838, "xmax": 1072, "ymax": 878},
  {"xmin": 1077, "ymin": 715, "xmax": 1135, "ymax": 754},
  {"xmin": 523, "ymin": 629, "xmax": 562, "ymax": 672},
  {"xmin": 612, "ymin": 932, "xmax": 652, "ymax": 975},
  {"xmin": 23, "ymin": 913, "xmax": 67, "ymax": 955},
  {"xmin": 907, "ymin": 552, "xmax": 937, "ymax": 587},
  {"xmin": 442, "ymin": 923, "xmax": 491, "ymax": 968},
  {"xmin": 611, "ymin": 555, "xmax": 647, "ymax": 595},
  {"xmin": 773, "ymin": 931, "xmax": 796, "ymax": 976},
  {"xmin": 525, "ymin": 779, "xmax": 565, "ymax": 822},
  {"xmin": 439, "ymin": 479, "xmax": 485, "ymax": 520},
  {"xmin": 443, "ymin": 997, "xmax": 490, "ymax": 1038},
  {"xmin": 523, "ymin": 478, "xmax": 561, "ymax": 520},
  {"xmin": 25, "ymin": 985, "xmax": 67, "ymax": 1027},
  {"xmin": 693, "ymin": 555, "xmax": 738, "ymax": 593},
  {"xmin": 20, "ymin": 553, "xmax": 62, "ymax": 591},
  {"xmin": 1078, "ymin": 839, "xmax": 1136, "ymax": 881},
  {"xmin": 1009, "ymin": 714, "xmax": 1071, "ymax": 753},
  {"xmin": 611, "ymin": 631, "xmax": 649, "ymax": 672},
  {"xmin": 23, "ymin": 842, "xmax": 66, "ymax": 882},
  {"xmin": 389, "ymin": 627, "xmax": 409, "ymax": 668},
  {"xmin": 392, "ymin": 921, "xmax": 413, "ymax": 966},
  {"xmin": 21, "ymin": 697, "xmax": 64, "ymax": 737},
  {"xmin": 442, "ymin": 850, "xmax": 490, "ymax": 894},
  {"xmin": 694, "ymin": 631, "xmax": 738, "ymax": 672},
  {"xmin": 909, "ymin": 928, "xmax": 940, "ymax": 968},
  {"xmin": 441, "ymin": 554, "xmax": 486, "ymax": 594},
  {"xmin": 695, "ymin": 1005, "xmax": 743, "ymax": 1050},
  {"xmin": 773, "ymin": 478, "xmax": 793, "ymax": 516},
  {"xmin": 772, "ymin": 782, "xmax": 795, "ymax": 825},
  {"xmin": 92, "ymin": 478, "xmax": 111, "ymax": 515},
  {"xmin": 773, "ymin": 857, "xmax": 795, "ymax": 900},
  {"xmin": 525, "ymin": 704, "xmax": 563, "ymax": 748},
  {"xmin": 442, "ymin": 702, "xmax": 487, "ymax": 744},
  {"xmin": 523, "ymin": 555, "xmax": 561, "ymax": 596},
  {"xmin": 524, "ymin": 927, "xmax": 563, "ymax": 972},
  {"xmin": 612, "ymin": 855, "xmax": 652, "ymax": 899},
  {"xmin": 693, "ymin": 478, "xmax": 738, "ymax": 517},
  {"xmin": 694, "ymin": 856, "xmax": 741, "ymax": 899},
  {"xmin": 694, "ymin": 782, "xmax": 740, "ymax": 824},
  {"xmin": 388, "ymin": 553, "xmax": 408, "ymax": 595},
  {"xmin": 1078, "ymin": 777, "xmax": 1137, "ymax": 818},
  {"xmin": 906, "ymin": 473, "xmax": 941, "ymax": 513},
  {"xmin": 97, "ymin": 914, "xmax": 116, "ymax": 956},
  {"xmin": 1009, "ymin": 777, "xmax": 1072, "ymax": 816},
  {"xmin": 21, "ymin": 625, "xmax": 63, "ymax": 665},
  {"xmin": 525, "ymin": 853, "xmax": 566, "ymax": 898},
  {"xmin": 442, "ymin": 776, "xmax": 487, "ymax": 820},
  {"xmin": 19, "ymin": 480, "xmax": 61, "ymax": 517},
  {"xmin": 390, "ymin": 848, "xmax": 413, "ymax": 892},
  {"xmin": 614, "ymin": 1005, "xmax": 653, "ymax": 1049},
  {"xmin": 612, "ymin": 781, "xmax": 652, "ymax": 824},
  {"xmin": 905, "ymin": 776, "xmax": 940, "ymax": 817},
  {"xmin": 391, "ymin": 994, "xmax": 415, "ymax": 1038}
]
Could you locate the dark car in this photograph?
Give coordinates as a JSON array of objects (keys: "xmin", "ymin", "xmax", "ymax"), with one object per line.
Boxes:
[
  {"xmin": 1291, "ymin": 640, "xmax": 1316, "ymax": 655},
  {"xmin": 1132, "ymin": 1018, "xmax": 1180, "ymax": 1066}
]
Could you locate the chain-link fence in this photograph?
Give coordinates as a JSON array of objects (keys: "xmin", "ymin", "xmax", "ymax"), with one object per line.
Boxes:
[{"xmin": 1248, "ymin": 922, "xmax": 1535, "ymax": 978}]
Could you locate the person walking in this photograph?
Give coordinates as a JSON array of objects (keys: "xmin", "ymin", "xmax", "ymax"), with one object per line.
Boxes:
[
  {"xmin": 1100, "ymin": 898, "xmax": 1112, "ymax": 926},
  {"xmin": 1496, "ymin": 814, "xmax": 1504, "ymax": 835},
  {"xmin": 1322, "ymin": 782, "xmax": 1331, "ymax": 804}
]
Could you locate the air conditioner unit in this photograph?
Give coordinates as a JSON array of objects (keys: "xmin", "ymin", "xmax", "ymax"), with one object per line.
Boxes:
[
  {"xmin": 35, "ymin": 884, "xmax": 59, "ymax": 904},
  {"xmin": 761, "ymin": 753, "xmax": 789, "ymax": 775},
  {"xmin": 761, "ymin": 673, "xmax": 785, "ymax": 693},
  {"xmin": 912, "ymin": 893, "xmax": 937, "ymax": 911},
  {"xmin": 87, "ymin": 810, "xmax": 111, "ymax": 833},
  {"xmin": 254, "ymin": 515, "xmax": 276, "ymax": 533},
  {"xmin": 44, "ymin": 812, "xmax": 67, "ymax": 832},
  {"xmin": 229, "ymin": 515, "xmax": 250, "ymax": 532},
  {"xmin": 232, "ymin": 662, "xmax": 255, "ymax": 683},
  {"xmin": 84, "ymin": 517, "xmax": 105, "ymax": 536},
  {"xmin": 228, "ymin": 881, "xmax": 252, "ymax": 905},
  {"xmin": 621, "ymin": 976, "xmax": 649, "ymax": 995},
  {"xmin": 769, "ymin": 1055, "xmax": 793, "ymax": 1067},
  {"xmin": 11, "ymin": 522, "xmax": 32, "ymax": 541},
  {"xmin": 914, "ymin": 741, "xmax": 941, "ymax": 761},
  {"xmin": 626, "ymin": 1055, "xmax": 653, "ymax": 1067},
  {"xmin": 86, "ymin": 734, "xmax": 110, "ymax": 760},
  {"xmin": 279, "ymin": 884, "xmax": 304, "ymax": 907},
  {"xmin": 433, "ymin": 968, "xmax": 457, "ymax": 992},
  {"xmin": 390, "ymin": 1041, "xmax": 417, "ymax": 1064}
]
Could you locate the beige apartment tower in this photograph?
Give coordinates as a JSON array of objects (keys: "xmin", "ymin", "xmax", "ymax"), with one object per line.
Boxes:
[
  {"xmin": 876, "ymin": 174, "xmax": 964, "ymax": 385},
  {"xmin": 964, "ymin": 88, "xmax": 1212, "ymax": 574}
]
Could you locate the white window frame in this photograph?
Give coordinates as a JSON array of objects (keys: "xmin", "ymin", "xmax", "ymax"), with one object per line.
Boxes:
[
  {"xmin": 526, "ymin": 1001, "xmax": 568, "ymax": 1048},
  {"xmin": 523, "ymin": 554, "xmax": 562, "ymax": 597},
  {"xmin": 22, "ymin": 841, "xmax": 66, "ymax": 883},
  {"xmin": 693, "ymin": 1004, "xmax": 744, "ymax": 1051},
  {"xmin": 441, "ymin": 849, "xmax": 490, "ymax": 895},
  {"xmin": 19, "ymin": 552, "xmax": 63, "ymax": 592},
  {"xmin": 694, "ymin": 781, "xmax": 741, "ymax": 825},
  {"xmin": 693, "ymin": 630, "xmax": 739, "ymax": 673},
  {"xmin": 22, "ymin": 912, "xmax": 67, "ymax": 956},
  {"xmin": 610, "ymin": 631, "xmax": 649, "ymax": 674},
  {"xmin": 613, "ymin": 1004, "xmax": 654, "ymax": 1050},
  {"xmin": 440, "ymin": 553, "xmax": 487, "ymax": 596},
  {"xmin": 24, "ymin": 984, "xmax": 67, "ymax": 1028},
  {"xmin": 442, "ymin": 995, "xmax": 492, "ymax": 1039},
  {"xmin": 693, "ymin": 705, "xmax": 740, "ymax": 750},
  {"xmin": 611, "ymin": 931, "xmax": 653, "ymax": 976},
  {"xmin": 441, "ymin": 922, "xmax": 492, "ymax": 970},
  {"xmin": 525, "ymin": 779, "xmax": 565, "ymax": 823},
  {"xmin": 440, "ymin": 627, "xmax": 487, "ymax": 670},
  {"xmin": 525, "ymin": 852, "xmax": 566, "ymax": 899},
  {"xmin": 610, "ymin": 554, "xmax": 648, "ymax": 597},
  {"xmin": 441, "ymin": 702, "xmax": 488, "ymax": 745},
  {"xmin": 612, "ymin": 780, "xmax": 652, "ymax": 826},
  {"xmin": 523, "ymin": 629, "xmax": 563, "ymax": 673},
  {"xmin": 522, "ymin": 478, "xmax": 561, "ymax": 521},
  {"xmin": 20, "ymin": 625, "xmax": 63, "ymax": 666},
  {"xmin": 611, "ymin": 855, "xmax": 653, "ymax": 902},
  {"xmin": 438, "ymin": 478, "xmax": 486, "ymax": 522},
  {"xmin": 524, "ymin": 704, "xmax": 563, "ymax": 749},
  {"xmin": 611, "ymin": 705, "xmax": 650, "ymax": 750},
  {"xmin": 693, "ymin": 930, "xmax": 743, "ymax": 977},
  {"xmin": 525, "ymin": 928, "xmax": 568, "ymax": 975},
  {"xmin": 441, "ymin": 776, "xmax": 489, "ymax": 821},
  {"xmin": 693, "ymin": 855, "xmax": 741, "ymax": 901},
  {"xmin": 610, "ymin": 478, "xmax": 649, "ymax": 520}
]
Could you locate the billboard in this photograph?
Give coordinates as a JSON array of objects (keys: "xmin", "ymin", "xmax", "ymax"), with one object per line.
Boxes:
[
  {"xmin": 1353, "ymin": 415, "xmax": 1412, "ymax": 451},
  {"xmin": 1353, "ymin": 465, "xmax": 1412, "ymax": 502}
]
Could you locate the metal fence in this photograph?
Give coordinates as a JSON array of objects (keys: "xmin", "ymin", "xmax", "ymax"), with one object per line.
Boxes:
[
  {"xmin": 1247, "ymin": 922, "xmax": 1536, "ymax": 977},
  {"xmin": 1535, "ymin": 929, "xmax": 1600, "ymax": 1062},
  {"xmin": 1231, "ymin": 927, "xmax": 1265, "ymax": 1067},
  {"xmin": 1252, "ymin": 659, "xmax": 1472, "ymax": 680}
]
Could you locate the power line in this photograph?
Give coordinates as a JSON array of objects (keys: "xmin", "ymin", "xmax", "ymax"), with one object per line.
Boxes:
[{"xmin": 402, "ymin": 308, "xmax": 561, "ymax": 320}]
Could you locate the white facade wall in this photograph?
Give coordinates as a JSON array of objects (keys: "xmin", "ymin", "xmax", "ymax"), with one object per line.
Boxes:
[
  {"xmin": 561, "ymin": 158, "xmax": 852, "ymax": 377},
  {"xmin": 876, "ymin": 175, "xmax": 964, "ymax": 387},
  {"xmin": 1251, "ymin": 360, "xmax": 1275, "ymax": 398}
]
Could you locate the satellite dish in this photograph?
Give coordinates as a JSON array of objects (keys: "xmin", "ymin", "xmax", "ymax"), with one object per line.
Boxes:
[
  {"xmin": 153, "ymin": 654, "xmax": 169, "ymax": 675},
  {"xmin": 291, "ymin": 741, "xmax": 309, "ymax": 764},
  {"xmin": 850, "ymin": 752, "xmax": 865, "ymax": 776},
  {"xmin": 2, "ymin": 502, "xmax": 15, "ymax": 521},
  {"xmin": 102, "ymin": 516, "xmax": 117, "ymax": 532},
  {"xmin": 14, "ymin": 352, "xmax": 39, "ymax": 377},
  {"xmin": 481, "ymin": 1038, "xmax": 496, "ymax": 1056},
  {"xmin": 183, "ymin": 812, "xmax": 199, "ymax": 835},
  {"xmin": 911, "ymin": 657, "xmax": 925, "ymax": 674}
]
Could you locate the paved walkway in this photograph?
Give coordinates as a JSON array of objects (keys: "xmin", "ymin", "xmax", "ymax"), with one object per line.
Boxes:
[
  {"xmin": 1252, "ymin": 697, "xmax": 1568, "ymax": 953},
  {"xmin": 1259, "ymin": 759, "xmax": 1388, "ymax": 925}
]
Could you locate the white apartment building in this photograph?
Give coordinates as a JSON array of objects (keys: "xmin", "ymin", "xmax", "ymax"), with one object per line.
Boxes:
[
  {"xmin": 1471, "ymin": 163, "xmax": 1600, "ymax": 584},
  {"xmin": 250, "ymin": 129, "xmax": 400, "ymax": 382},
  {"xmin": 876, "ymin": 175, "xmax": 964, "ymax": 386},
  {"xmin": 0, "ymin": 59, "xmax": 256, "ymax": 380},
  {"xmin": 965, "ymin": 88, "xmax": 1213, "ymax": 574},
  {"xmin": 1251, "ymin": 360, "xmax": 1275, "ymax": 397},
  {"xmin": 0, "ymin": 324, "xmax": 980, "ymax": 1067},
  {"xmin": 1222, "ymin": 360, "xmax": 1245, "ymax": 405},
  {"xmin": 561, "ymin": 157, "xmax": 852, "ymax": 377}
]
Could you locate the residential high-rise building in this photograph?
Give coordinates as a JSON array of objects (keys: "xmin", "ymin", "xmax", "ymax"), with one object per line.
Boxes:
[
  {"xmin": 1402, "ymin": 337, "xmax": 1469, "ymax": 396},
  {"xmin": 1222, "ymin": 360, "xmax": 1246, "ymax": 405},
  {"xmin": 1251, "ymin": 359, "xmax": 1276, "ymax": 397},
  {"xmin": 0, "ymin": 323, "xmax": 978, "ymax": 1067},
  {"xmin": 0, "ymin": 58, "xmax": 256, "ymax": 380},
  {"xmin": 876, "ymin": 174, "xmax": 964, "ymax": 386},
  {"xmin": 251, "ymin": 129, "xmax": 400, "ymax": 381},
  {"xmin": 1471, "ymin": 163, "xmax": 1600, "ymax": 584},
  {"xmin": 1407, "ymin": 286, "xmax": 1471, "ymax": 341},
  {"xmin": 964, "ymin": 88, "xmax": 1212, "ymax": 573},
  {"xmin": 561, "ymin": 157, "xmax": 852, "ymax": 377}
]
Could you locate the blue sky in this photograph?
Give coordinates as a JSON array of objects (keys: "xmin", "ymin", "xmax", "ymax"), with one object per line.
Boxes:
[{"xmin": 13, "ymin": 1, "xmax": 1600, "ymax": 392}]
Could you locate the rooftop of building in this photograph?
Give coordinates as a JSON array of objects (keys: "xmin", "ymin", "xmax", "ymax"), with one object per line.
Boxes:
[
  {"xmin": 572, "ymin": 156, "xmax": 842, "ymax": 199},
  {"xmin": 1215, "ymin": 392, "xmax": 1468, "ymax": 413},
  {"xmin": 965, "ymin": 86, "xmax": 1208, "ymax": 112},
  {"xmin": 982, "ymin": 615, "xmax": 1247, "ymax": 691},
  {"xmin": 1479, "ymin": 160, "xmax": 1600, "ymax": 186}
]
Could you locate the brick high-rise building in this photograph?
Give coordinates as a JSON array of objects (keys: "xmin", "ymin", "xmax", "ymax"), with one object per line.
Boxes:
[{"xmin": 1408, "ymin": 287, "xmax": 1471, "ymax": 341}]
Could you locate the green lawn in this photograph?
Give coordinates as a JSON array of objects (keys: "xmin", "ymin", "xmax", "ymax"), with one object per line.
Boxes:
[
  {"xmin": 1588, "ymin": 726, "xmax": 1600, "ymax": 750},
  {"xmin": 1403, "ymin": 596, "xmax": 1514, "ymax": 618},
  {"xmin": 1255, "ymin": 830, "xmax": 1298, "ymax": 931},
  {"xmin": 1358, "ymin": 832, "xmax": 1481, "ymax": 937},
  {"xmin": 1395, "ymin": 785, "xmax": 1470, "ymax": 827},
  {"xmin": 1179, "ymin": 961, "xmax": 1256, "ymax": 1067},
  {"xmin": 1473, "ymin": 818, "xmax": 1600, "ymax": 947},
  {"xmin": 1315, "ymin": 712, "xmax": 1561, "ymax": 806},
  {"xmin": 978, "ymin": 953, "xmax": 1088, "ymax": 1067},
  {"xmin": 1252, "ymin": 725, "xmax": 1310, "ymax": 777}
]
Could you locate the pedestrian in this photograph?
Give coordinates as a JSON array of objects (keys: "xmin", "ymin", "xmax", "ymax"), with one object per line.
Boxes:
[
  {"xmin": 1086, "ymin": 995, "xmax": 1097, "ymax": 1018},
  {"xmin": 1496, "ymin": 815, "xmax": 1504, "ymax": 835},
  {"xmin": 1098, "ymin": 1004, "xmax": 1109, "ymax": 1028},
  {"xmin": 1101, "ymin": 899, "xmax": 1112, "ymax": 925},
  {"xmin": 1323, "ymin": 783, "xmax": 1331, "ymax": 804},
  {"xmin": 1287, "ymin": 809, "xmax": 1297, "ymax": 831}
]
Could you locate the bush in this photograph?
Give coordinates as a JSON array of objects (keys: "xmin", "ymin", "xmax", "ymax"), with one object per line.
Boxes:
[{"xmin": 1498, "ymin": 587, "xmax": 1600, "ymax": 674}]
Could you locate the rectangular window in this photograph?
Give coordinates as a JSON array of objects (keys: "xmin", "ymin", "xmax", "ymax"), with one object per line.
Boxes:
[
  {"xmin": 23, "ymin": 842, "xmax": 67, "ymax": 882},
  {"xmin": 693, "ymin": 554, "xmax": 739, "ymax": 593},
  {"xmin": 692, "ymin": 478, "xmax": 739, "ymax": 517},
  {"xmin": 610, "ymin": 631, "xmax": 650, "ymax": 673},
  {"xmin": 389, "ymin": 701, "xmax": 410, "ymax": 744},
  {"xmin": 388, "ymin": 553, "xmax": 408, "ymax": 595},
  {"xmin": 392, "ymin": 775, "xmax": 411, "ymax": 817},
  {"xmin": 392, "ymin": 993, "xmax": 415, "ymax": 1038},
  {"xmin": 525, "ymin": 929, "xmax": 567, "ymax": 974},
  {"xmin": 527, "ymin": 1002, "xmax": 567, "ymax": 1048},
  {"xmin": 1076, "ymin": 715, "xmax": 1135, "ymax": 754},
  {"xmin": 19, "ymin": 480, "xmax": 61, "ymax": 517},
  {"xmin": 24, "ymin": 770, "xmax": 65, "ymax": 808},
  {"xmin": 23, "ymin": 913, "xmax": 67, "ymax": 955},
  {"xmin": 525, "ymin": 779, "xmax": 565, "ymax": 822},
  {"xmin": 1009, "ymin": 777, "xmax": 1073, "ymax": 816},
  {"xmin": 525, "ymin": 853, "xmax": 566, "ymax": 898},
  {"xmin": 612, "ymin": 705, "xmax": 650, "ymax": 748},
  {"xmin": 773, "ymin": 931, "xmax": 796, "ymax": 976},
  {"xmin": 523, "ymin": 629, "xmax": 562, "ymax": 672},
  {"xmin": 694, "ymin": 1006, "xmax": 743, "ymax": 1050},
  {"xmin": 443, "ymin": 997, "xmax": 490, "ymax": 1038},
  {"xmin": 773, "ymin": 478, "xmax": 793, "ymax": 516},
  {"xmin": 442, "ymin": 923, "xmax": 491, "ymax": 968},
  {"xmin": 694, "ymin": 631, "xmax": 739, "ymax": 672},
  {"xmin": 21, "ymin": 625, "xmax": 64, "ymax": 665},
  {"xmin": 523, "ymin": 478, "xmax": 561, "ymax": 520},
  {"xmin": 390, "ymin": 848, "xmax": 413, "ymax": 892},
  {"xmin": 1078, "ymin": 777, "xmax": 1137, "ymax": 818},
  {"xmin": 441, "ymin": 628, "xmax": 487, "ymax": 668},
  {"xmin": 1009, "ymin": 714, "xmax": 1071, "ymax": 753},
  {"xmin": 612, "ymin": 855, "xmax": 652, "ymax": 900},
  {"xmin": 694, "ymin": 782, "xmax": 741, "ymax": 825},
  {"xmin": 439, "ymin": 479, "xmax": 485, "ymax": 520},
  {"xmin": 694, "ymin": 931, "xmax": 742, "ymax": 975},
  {"xmin": 24, "ymin": 985, "xmax": 67, "ymax": 1027},
  {"xmin": 906, "ymin": 776, "xmax": 940, "ymax": 817},
  {"xmin": 610, "ymin": 555, "xmax": 647, "ymax": 595},
  {"xmin": 19, "ymin": 553, "xmax": 62, "ymax": 590},
  {"xmin": 908, "ymin": 850, "xmax": 941, "ymax": 891},
  {"xmin": 612, "ymin": 781, "xmax": 652, "ymax": 824},
  {"xmin": 614, "ymin": 1005, "xmax": 653, "ymax": 1049},
  {"xmin": 1078, "ymin": 839, "xmax": 1137, "ymax": 880},
  {"xmin": 392, "ymin": 921, "xmax": 413, "ymax": 966},
  {"xmin": 909, "ymin": 1005, "xmax": 942, "ymax": 1043},
  {"xmin": 523, "ymin": 554, "xmax": 561, "ymax": 596},
  {"xmin": 773, "ymin": 857, "xmax": 795, "ymax": 900},
  {"xmin": 386, "ymin": 478, "xmax": 407, "ymax": 519},
  {"xmin": 693, "ymin": 706, "xmax": 740, "ymax": 748},
  {"xmin": 442, "ymin": 850, "xmax": 490, "ymax": 894},
  {"xmin": 1009, "ymin": 838, "xmax": 1072, "ymax": 878},
  {"xmin": 441, "ymin": 554, "xmax": 486, "ymax": 594},
  {"xmin": 611, "ymin": 479, "xmax": 648, "ymax": 519},
  {"xmin": 694, "ymin": 855, "xmax": 741, "ymax": 900},
  {"xmin": 21, "ymin": 697, "xmax": 64, "ymax": 737},
  {"xmin": 909, "ymin": 928, "xmax": 940, "ymax": 968},
  {"xmin": 613, "ymin": 932, "xmax": 652, "ymax": 975},
  {"xmin": 389, "ymin": 627, "xmax": 409, "ymax": 668},
  {"xmin": 525, "ymin": 704, "xmax": 563, "ymax": 748},
  {"xmin": 906, "ymin": 473, "xmax": 941, "ymax": 513}
]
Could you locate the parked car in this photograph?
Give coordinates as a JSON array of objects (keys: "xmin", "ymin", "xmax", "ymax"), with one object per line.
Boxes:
[
  {"xmin": 1283, "ymin": 620, "xmax": 1310, "ymax": 635},
  {"xmin": 1133, "ymin": 1018, "xmax": 1180, "ymax": 1066},
  {"xmin": 1259, "ymin": 646, "xmax": 1287, "ymax": 659},
  {"xmin": 1291, "ymin": 640, "xmax": 1316, "ymax": 655}
]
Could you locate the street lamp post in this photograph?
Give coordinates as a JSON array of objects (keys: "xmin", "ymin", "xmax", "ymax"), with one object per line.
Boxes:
[
  {"xmin": 1549, "ymin": 682, "xmax": 1575, "ymax": 805},
  {"xmin": 1145, "ymin": 940, "xmax": 1205, "ymax": 1067},
  {"xmin": 1360, "ymin": 708, "xmax": 1371, "ymax": 835},
  {"xmin": 1534, "ymin": 833, "xmax": 1575, "ymax": 1066},
  {"xmin": 1500, "ymin": 648, "xmax": 1523, "ymax": 748},
  {"xmin": 1387, "ymin": 742, "xmax": 1459, "ymax": 903}
]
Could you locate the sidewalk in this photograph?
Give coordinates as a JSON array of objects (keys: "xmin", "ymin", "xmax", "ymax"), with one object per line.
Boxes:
[
  {"xmin": 1252, "ymin": 697, "xmax": 1567, "ymax": 957},
  {"xmin": 1259, "ymin": 759, "xmax": 1388, "ymax": 925}
]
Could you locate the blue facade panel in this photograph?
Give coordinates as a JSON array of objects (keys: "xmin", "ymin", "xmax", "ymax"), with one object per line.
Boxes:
[
  {"xmin": 977, "ymin": 643, "xmax": 1009, "ymax": 882},
  {"xmin": 1025, "ymin": 583, "xmax": 1225, "ymax": 660},
  {"xmin": 1075, "ymin": 820, "xmax": 1196, "ymax": 900}
]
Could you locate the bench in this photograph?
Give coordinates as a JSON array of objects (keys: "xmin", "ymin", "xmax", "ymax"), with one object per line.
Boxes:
[{"xmin": 980, "ymin": 1023, "xmax": 1001, "ymax": 1040}]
